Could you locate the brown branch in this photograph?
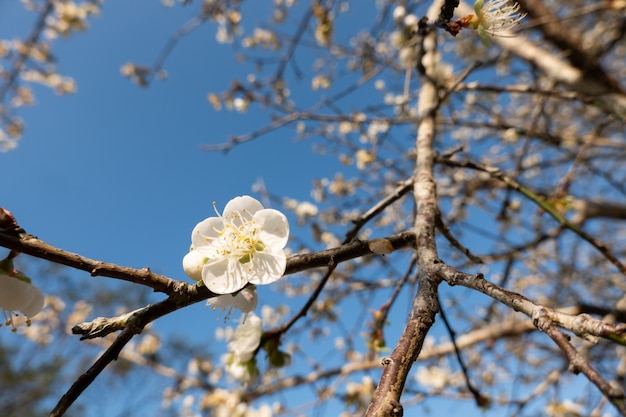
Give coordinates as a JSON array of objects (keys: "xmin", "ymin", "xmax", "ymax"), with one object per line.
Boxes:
[
  {"xmin": 540, "ymin": 323, "xmax": 626, "ymax": 415},
  {"xmin": 365, "ymin": 273, "xmax": 440, "ymax": 417},
  {"xmin": 435, "ymin": 211, "xmax": 482, "ymax": 264},
  {"xmin": 441, "ymin": 267, "xmax": 626, "ymax": 346},
  {"xmin": 50, "ymin": 294, "xmax": 203, "ymax": 417},
  {"xmin": 0, "ymin": 231, "xmax": 178, "ymax": 294},
  {"xmin": 366, "ymin": 254, "xmax": 418, "ymax": 357},
  {"xmin": 366, "ymin": 2, "xmax": 444, "ymax": 414},
  {"xmin": 0, "ymin": 219, "xmax": 416, "ymax": 292}
]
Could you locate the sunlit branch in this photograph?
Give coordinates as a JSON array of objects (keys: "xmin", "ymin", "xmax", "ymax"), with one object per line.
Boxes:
[
  {"xmin": 0, "ymin": 229, "xmax": 177, "ymax": 294},
  {"xmin": 367, "ymin": 2, "xmax": 444, "ymax": 414},
  {"xmin": 541, "ymin": 323, "xmax": 626, "ymax": 414},
  {"xmin": 0, "ymin": 215, "xmax": 416, "ymax": 291},
  {"xmin": 455, "ymin": 2, "xmax": 626, "ymax": 120},
  {"xmin": 442, "ymin": 267, "xmax": 626, "ymax": 346}
]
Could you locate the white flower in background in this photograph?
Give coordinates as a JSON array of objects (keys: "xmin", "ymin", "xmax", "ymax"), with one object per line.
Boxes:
[
  {"xmin": 207, "ymin": 287, "xmax": 258, "ymax": 321},
  {"xmin": 184, "ymin": 196, "xmax": 289, "ymax": 294},
  {"xmin": 223, "ymin": 355, "xmax": 257, "ymax": 383},
  {"xmin": 227, "ymin": 312, "xmax": 262, "ymax": 359},
  {"xmin": 415, "ymin": 365, "xmax": 449, "ymax": 391},
  {"xmin": 471, "ymin": 0, "xmax": 526, "ymax": 45},
  {"xmin": 0, "ymin": 252, "xmax": 44, "ymax": 331},
  {"xmin": 222, "ymin": 312, "xmax": 263, "ymax": 382}
]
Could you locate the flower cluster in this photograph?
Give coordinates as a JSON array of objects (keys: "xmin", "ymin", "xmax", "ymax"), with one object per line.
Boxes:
[
  {"xmin": 183, "ymin": 196, "xmax": 289, "ymax": 295},
  {"xmin": 0, "ymin": 251, "xmax": 44, "ymax": 331}
]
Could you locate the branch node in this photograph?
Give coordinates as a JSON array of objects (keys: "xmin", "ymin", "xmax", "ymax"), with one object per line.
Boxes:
[{"xmin": 388, "ymin": 399, "xmax": 403, "ymax": 416}]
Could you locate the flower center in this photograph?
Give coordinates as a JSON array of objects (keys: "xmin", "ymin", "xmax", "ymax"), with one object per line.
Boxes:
[{"xmin": 214, "ymin": 211, "xmax": 266, "ymax": 264}]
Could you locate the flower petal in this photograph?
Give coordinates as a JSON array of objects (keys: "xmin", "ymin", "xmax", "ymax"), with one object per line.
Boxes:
[
  {"xmin": 21, "ymin": 286, "xmax": 45, "ymax": 317},
  {"xmin": 0, "ymin": 272, "xmax": 38, "ymax": 314},
  {"xmin": 191, "ymin": 217, "xmax": 223, "ymax": 249},
  {"xmin": 248, "ymin": 250, "xmax": 287, "ymax": 286},
  {"xmin": 254, "ymin": 209, "xmax": 289, "ymax": 248},
  {"xmin": 182, "ymin": 250, "xmax": 205, "ymax": 281},
  {"xmin": 202, "ymin": 258, "xmax": 247, "ymax": 294},
  {"xmin": 228, "ymin": 312, "xmax": 262, "ymax": 356},
  {"xmin": 223, "ymin": 196, "xmax": 264, "ymax": 226},
  {"xmin": 207, "ymin": 288, "xmax": 258, "ymax": 314}
]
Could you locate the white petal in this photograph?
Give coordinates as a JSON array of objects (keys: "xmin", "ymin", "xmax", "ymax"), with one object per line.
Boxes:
[
  {"xmin": 182, "ymin": 251, "xmax": 205, "ymax": 281},
  {"xmin": 254, "ymin": 209, "xmax": 289, "ymax": 248},
  {"xmin": 225, "ymin": 358, "xmax": 254, "ymax": 382},
  {"xmin": 228, "ymin": 313, "xmax": 262, "ymax": 356},
  {"xmin": 191, "ymin": 217, "xmax": 223, "ymax": 249},
  {"xmin": 0, "ymin": 272, "xmax": 37, "ymax": 313},
  {"xmin": 232, "ymin": 288, "xmax": 258, "ymax": 313},
  {"xmin": 248, "ymin": 251, "xmax": 287, "ymax": 286},
  {"xmin": 223, "ymin": 196, "xmax": 264, "ymax": 225},
  {"xmin": 207, "ymin": 289, "xmax": 257, "ymax": 314},
  {"xmin": 202, "ymin": 258, "xmax": 247, "ymax": 294},
  {"xmin": 21, "ymin": 286, "xmax": 45, "ymax": 317}
]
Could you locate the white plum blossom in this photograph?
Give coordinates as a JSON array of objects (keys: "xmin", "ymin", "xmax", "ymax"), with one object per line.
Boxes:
[
  {"xmin": 0, "ymin": 252, "xmax": 45, "ymax": 331},
  {"xmin": 471, "ymin": 0, "xmax": 526, "ymax": 45},
  {"xmin": 227, "ymin": 312, "xmax": 262, "ymax": 359},
  {"xmin": 222, "ymin": 312, "xmax": 263, "ymax": 382},
  {"xmin": 184, "ymin": 196, "xmax": 289, "ymax": 294}
]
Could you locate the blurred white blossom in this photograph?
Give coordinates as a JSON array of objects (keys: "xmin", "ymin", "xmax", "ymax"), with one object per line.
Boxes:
[{"xmin": 0, "ymin": 252, "xmax": 44, "ymax": 331}]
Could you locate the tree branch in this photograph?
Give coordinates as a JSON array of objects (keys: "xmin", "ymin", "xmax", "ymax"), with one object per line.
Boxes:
[{"xmin": 366, "ymin": 2, "xmax": 444, "ymax": 414}]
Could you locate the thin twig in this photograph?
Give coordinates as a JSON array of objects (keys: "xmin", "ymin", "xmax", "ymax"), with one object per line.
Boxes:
[
  {"xmin": 439, "ymin": 158, "xmax": 626, "ymax": 274},
  {"xmin": 0, "ymin": 1, "xmax": 54, "ymax": 104},
  {"xmin": 264, "ymin": 182, "xmax": 417, "ymax": 342},
  {"xmin": 435, "ymin": 211, "xmax": 483, "ymax": 263},
  {"xmin": 50, "ymin": 296, "xmax": 196, "ymax": 417},
  {"xmin": 541, "ymin": 323, "xmax": 626, "ymax": 415},
  {"xmin": 439, "ymin": 302, "xmax": 489, "ymax": 407}
]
